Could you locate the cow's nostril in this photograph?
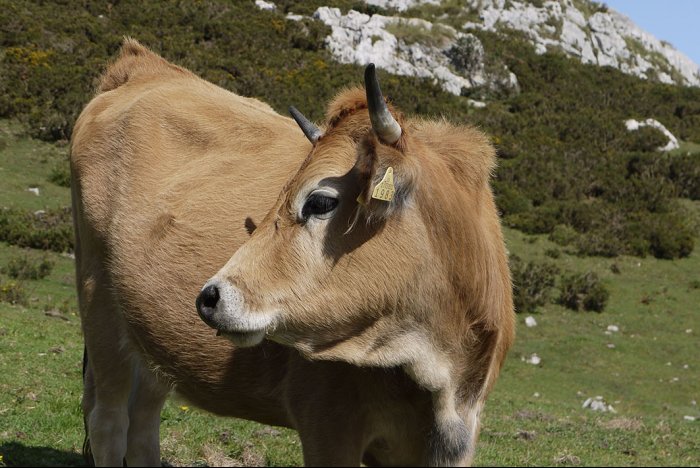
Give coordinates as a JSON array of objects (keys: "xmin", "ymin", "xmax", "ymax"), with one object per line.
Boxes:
[
  {"xmin": 201, "ymin": 284, "xmax": 220, "ymax": 309},
  {"xmin": 196, "ymin": 284, "xmax": 220, "ymax": 323}
]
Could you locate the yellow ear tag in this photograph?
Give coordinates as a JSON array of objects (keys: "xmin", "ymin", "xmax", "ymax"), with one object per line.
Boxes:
[{"xmin": 371, "ymin": 167, "xmax": 396, "ymax": 202}]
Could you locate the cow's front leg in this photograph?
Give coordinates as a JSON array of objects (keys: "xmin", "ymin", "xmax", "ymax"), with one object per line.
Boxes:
[
  {"xmin": 79, "ymin": 271, "xmax": 133, "ymax": 466},
  {"xmin": 427, "ymin": 387, "xmax": 476, "ymax": 467},
  {"xmin": 125, "ymin": 361, "xmax": 170, "ymax": 466},
  {"xmin": 298, "ymin": 423, "xmax": 365, "ymax": 467}
]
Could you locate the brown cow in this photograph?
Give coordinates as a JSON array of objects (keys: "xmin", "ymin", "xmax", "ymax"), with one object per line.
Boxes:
[{"xmin": 71, "ymin": 38, "xmax": 514, "ymax": 467}]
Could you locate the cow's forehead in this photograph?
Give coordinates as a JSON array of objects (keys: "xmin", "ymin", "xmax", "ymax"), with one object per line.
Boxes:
[{"xmin": 283, "ymin": 133, "xmax": 362, "ymax": 200}]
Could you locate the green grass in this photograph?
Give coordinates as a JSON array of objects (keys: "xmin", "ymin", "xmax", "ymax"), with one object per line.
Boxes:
[
  {"xmin": 1, "ymin": 123, "xmax": 698, "ymax": 466},
  {"xmin": 476, "ymin": 227, "xmax": 700, "ymax": 466},
  {"xmin": 671, "ymin": 140, "xmax": 700, "ymax": 156},
  {"xmin": 0, "ymin": 121, "xmax": 70, "ymax": 212},
  {"xmin": 385, "ymin": 19, "xmax": 456, "ymax": 48}
]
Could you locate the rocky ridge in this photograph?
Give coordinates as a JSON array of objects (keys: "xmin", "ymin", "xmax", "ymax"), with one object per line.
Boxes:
[
  {"xmin": 313, "ymin": 7, "xmax": 518, "ymax": 98},
  {"xmin": 271, "ymin": 0, "xmax": 700, "ymax": 96},
  {"xmin": 366, "ymin": 0, "xmax": 700, "ymax": 87}
]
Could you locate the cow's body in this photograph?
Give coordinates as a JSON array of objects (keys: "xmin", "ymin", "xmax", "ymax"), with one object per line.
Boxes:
[{"xmin": 71, "ymin": 39, "xmax": 514, "ymax": 466}]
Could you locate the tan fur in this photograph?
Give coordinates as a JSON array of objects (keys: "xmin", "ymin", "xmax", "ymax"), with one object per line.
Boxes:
[{"xmin": 72, "ymin": 39, "xmax": 514, "ymax": 467}]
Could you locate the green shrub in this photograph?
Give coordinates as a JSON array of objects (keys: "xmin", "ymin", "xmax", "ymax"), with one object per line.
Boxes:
[
  {"xmin": 493, "ymin": 183, "xmax": 531, "ymax": 216},
  {"xmin": 544, "ymin": 248, "xmax": 561, "ymax": 259},
  {"xmin": 549, "ymin": 224, "xmax": 579, "ymax": 246},
  {"xmin": 575, "ymin": 230, "xmax": 626, "ymax": 258},
  {"xmin": 505, "ymin": 204, "xmax": 560, "ymax": 234},
  {"xmin": 509, "ymin": 254, "xmax": 560, "ymax": 314},
  {"xmin": 0, "ymin": 279, "xmax": 28, "ymax": 306},
  {"xmin": 647, "ymin": 214, "xmax": 695, "ymax": 259},
  {"xmin": 446, "ymin": 34, "xmax": 484, "ymax": 76},
  {"xmin": 558, "ymin": 272, "xmax": 609, "ymax": 312},
  {"xmin": 2, "ymin": 254, "xmax": 55, "ymax": 280},
  {"xmin": 0, "ymin": 207, "xmax": 74, "ymax": 253},
  {"xmin": 669, "ymin": 154, "xmax": 700, "ymax": 200},
  {"xmin": 48, "ymin": 159, "xmax": 71, "ymax": 187},
  {"xmin": 624, "ymin": 125, "xmax": 669, "ymax": 152}
]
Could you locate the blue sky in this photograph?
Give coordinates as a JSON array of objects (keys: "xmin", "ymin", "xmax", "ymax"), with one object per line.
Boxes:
[{"xmin": 603, "ymin": 0, "xmax": 700, "ymax": 66}]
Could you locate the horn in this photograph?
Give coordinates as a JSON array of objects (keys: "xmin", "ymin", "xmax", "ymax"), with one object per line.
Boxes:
[
  {"xmin": 289, "ymin": 106, "xmax": 322, "ymax": 143},
  {"xmin": 365, "ymin": 64, "xmax": 402, "ymax": 145}
]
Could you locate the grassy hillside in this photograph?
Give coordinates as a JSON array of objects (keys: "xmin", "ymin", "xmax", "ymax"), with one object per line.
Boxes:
[
  {"xmin": 0, "ymin": 122, "xmax": 698, "ymax": 466},
  {"xmin": 1, "ymin": 0, "xmax": 699, "ymax": 466},
  {"xmin": 2, "ymin": 0, "xmax": 699, "ymax": 260}
]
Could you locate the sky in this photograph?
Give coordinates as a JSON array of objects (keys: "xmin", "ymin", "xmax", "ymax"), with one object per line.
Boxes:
[{"xmin": 603, "ymin": 0, "xmax": 700, "ymax": 66}]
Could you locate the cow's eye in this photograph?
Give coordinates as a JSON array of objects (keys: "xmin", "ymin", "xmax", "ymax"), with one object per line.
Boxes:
[{"xmin": 301, "ymin": 193, "xmax": 338, "ymax": 220}]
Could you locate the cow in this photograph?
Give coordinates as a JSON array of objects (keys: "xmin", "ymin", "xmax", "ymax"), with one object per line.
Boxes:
[{"xmin": 70, "ymin": 38, "xmax": 514, "ymax": 467}]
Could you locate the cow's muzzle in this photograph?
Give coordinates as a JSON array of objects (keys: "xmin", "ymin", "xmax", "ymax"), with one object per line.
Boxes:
[{"xmin": 195, "ymin": 279, "xmax": 274, "ymax": 347}]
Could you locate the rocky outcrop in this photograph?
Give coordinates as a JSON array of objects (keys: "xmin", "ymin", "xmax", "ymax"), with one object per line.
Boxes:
[
  {"xmin": 461, "ymin": 0, "xmax": 700, "ymax": 87},
  {"xmin": 313, "ymin": 7, "xmax": 518, "ymax": 98},
  {"xmin": 281, "ymin": 0, "xmax": 699, "ymax": 97},
  {"xmin": 365, "ymin": 0, "xmax": 700, "ymax": 87}
]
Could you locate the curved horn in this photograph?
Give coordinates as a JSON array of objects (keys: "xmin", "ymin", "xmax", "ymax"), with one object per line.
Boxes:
[
  {"xmin": 289, "ymin": 106, "xmax": 322, "ymax": 143},
  {"xmin": 364, "ymin": 64, "xmax": 402, "ymax": 145}
]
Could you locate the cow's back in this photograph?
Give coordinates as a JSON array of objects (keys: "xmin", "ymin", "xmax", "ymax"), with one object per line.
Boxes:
[{"xmin": 70, "ymin": 40, "xmax": 309, "ymax": 419}]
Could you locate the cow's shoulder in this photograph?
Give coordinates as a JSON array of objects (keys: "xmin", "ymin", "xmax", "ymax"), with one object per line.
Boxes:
[{"xmin": 99, "ymin": 37, "xmax": 192, "ymax": 93}]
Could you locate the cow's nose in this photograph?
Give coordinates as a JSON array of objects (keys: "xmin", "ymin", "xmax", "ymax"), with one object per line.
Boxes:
[{"xmin": 196, "ymin": 284, "xmax": 220, "ymax": 323}]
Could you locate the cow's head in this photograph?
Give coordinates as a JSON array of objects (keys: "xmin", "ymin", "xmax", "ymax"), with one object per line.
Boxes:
[{"xmin": 196, "ymin": 65, "xmax": 512, "ymax": 394}]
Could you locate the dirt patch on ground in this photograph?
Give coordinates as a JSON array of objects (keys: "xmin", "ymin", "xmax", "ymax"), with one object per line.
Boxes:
[{"xmin": 600, "ymin": 417, "xmax": 644, "ymax": 431}]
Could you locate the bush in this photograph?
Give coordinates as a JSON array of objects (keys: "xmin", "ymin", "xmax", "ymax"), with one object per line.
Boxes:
[
  {"xmin": 669, "ymin": 154, "xmax": 700, "ymax": 200},
  {"xmin": 624, "ymin": 125, "xmax": 669, "ymax": 152},
  {"xmin": 647, "ymin": 214, "xmax": 695, "ymax": 259},
  {"xmin": 509, "ymin": 254, "xmax": 560, "ymax": 314},
  {"xmin": 505, "ymin": 204, "xmax": 560, "ymax": 234},
  {"xmin": 575, "ymin": 230, "xmax": 626, "ymax": 258},
  {"xmin": 2, "ymin": 254, "xmax": 55, "ymax": 280},
  {"xmin": 549, "ymin": 224, "xmax": 579, "ymax": 246},
  {"xmin": 48, "ymin": 159, "xmax": 71, "ymax": 187},
  {"xmin": 544, "ymin": 248, "xmax": 561, "ymax": 259},
  {"xmin": 0, "ymin": 207, "xmax": 74, "ymax": 253},
  {"xmin": 0, "ymin": 279, "xmax": 28, "ymax": 306},
  {"xmin": 493, "ymin": 183, "xmax": 531, "ymax": 216},
  {"xmin": 558, "ymin": 272, "xmax": 609, "ymax": 312}
]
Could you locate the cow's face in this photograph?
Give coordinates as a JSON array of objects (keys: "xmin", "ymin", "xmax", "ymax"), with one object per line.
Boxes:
[{"xmin": 196, "ymin": 67, "xmax": 446, "ymax": 366}]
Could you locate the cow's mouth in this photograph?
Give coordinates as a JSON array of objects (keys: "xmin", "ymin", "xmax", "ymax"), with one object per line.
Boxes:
[
  {"xmin": 197, "ymin": 279, "xmax": 279, "ymax": 348},
  {"xmin": 215, "ymin": 328, "xmax": 266, "ymax": 348}
]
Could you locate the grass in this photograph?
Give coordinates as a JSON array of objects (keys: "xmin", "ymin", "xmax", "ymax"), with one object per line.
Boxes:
[
  {"xmin": 385, "ymin": 18, "xmax": 456, "ymax": 48},
  {"xmin": 1, "ymin": 123, "xmax": 698, "ymax": 466},
  {"xmin": 476, "ymin": 227, "xmax": 700, "ymax": 466},
  {"xmin": 671, "ymin": 140, "xmax": 700, "ymax": 156},
  {"xmin": 0, "ymin": 121, "xmax": 70, "ymax": 212}
]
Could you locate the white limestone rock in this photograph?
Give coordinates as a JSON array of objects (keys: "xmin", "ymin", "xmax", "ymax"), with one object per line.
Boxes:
[
  {"xmin": 461, "ymin": 0, "xmax": 700, "ymax": 87},
  {"xmin": 255, "ymin": 0, "xmax": 276, "ymax": 11},
  {"xmin": 365, "ymin": 0, "xmax": 440, "ymax": 11},
  {"xmin": 625, "ymin": 118, "xmax": 680, "ymax": 152},
  {"xmin": 582, "ymin": 395, "xmax": 616, "ymax": 413},
  {"xmin": 314, "ymin": 7, "xmax": 516, "ymax": 96},
  {"xmin": 526, "ymin": 353, "xmax": 541, "ymax": 365}
]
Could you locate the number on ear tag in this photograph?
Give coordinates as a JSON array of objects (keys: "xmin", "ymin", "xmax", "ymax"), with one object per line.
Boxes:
[{"xmin": 371, "ymin": 167, "xmax": 395, "ymax": 202}]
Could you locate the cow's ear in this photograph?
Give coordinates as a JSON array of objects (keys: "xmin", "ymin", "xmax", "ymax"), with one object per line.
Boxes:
[{"xmin": 353, "ymin": 134, "xmax": 416, "ymax": 222}]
